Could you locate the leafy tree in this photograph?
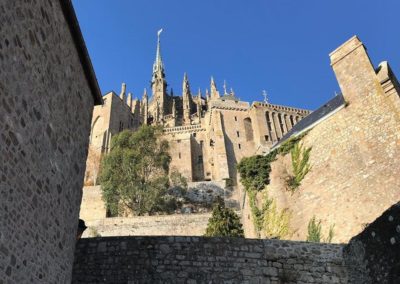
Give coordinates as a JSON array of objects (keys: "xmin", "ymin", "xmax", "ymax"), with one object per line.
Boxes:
[
  {"xmin": 205, "ymin": 197, "xmax": 244, "ymax": 237},
  {"xmin": 99, "ymin": 125, "xmax": 172, "ymax": 216}
]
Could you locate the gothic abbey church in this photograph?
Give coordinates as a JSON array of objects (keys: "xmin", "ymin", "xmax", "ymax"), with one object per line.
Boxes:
[{"xmin": 84, "ymin": 32, "xmax": 309, "ymax": 185}]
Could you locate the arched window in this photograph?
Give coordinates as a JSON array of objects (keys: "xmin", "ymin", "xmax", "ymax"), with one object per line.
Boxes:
[{"xmin": 243, "ymin": 117, "xmax": 254, "ymax": 141}]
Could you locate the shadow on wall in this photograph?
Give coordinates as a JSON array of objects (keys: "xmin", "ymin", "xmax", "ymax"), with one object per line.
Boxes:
[{"xmin": 344, "ymin": 202, "xmax": 400, "ymax": 283}]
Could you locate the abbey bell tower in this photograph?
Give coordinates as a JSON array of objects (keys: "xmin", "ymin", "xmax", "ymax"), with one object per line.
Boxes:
[{"xmin": 151, "ymin": 29, "xmax": 167, "ymax": 120}]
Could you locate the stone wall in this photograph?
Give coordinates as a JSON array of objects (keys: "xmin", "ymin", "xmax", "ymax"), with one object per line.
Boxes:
[
  {"xmin": 257, "ymin": 36, "xmax": 400, "ymax": 243},
  {"xmin": 73, "ymin": 236, "xmax": 348, "ymax": 283},
  {"xmin": 0, "ymin": 1, "xmax": 99, "ymax": 283},
  {"xmin": 80, "ymin": 186, "xmax": 107, "ymax": 221},
  {"xmin": 82, "ymin": 213, "xmax": 212, "ymax": 238},
  {"xmin": 344, "ymin": 202, "xmax": 400, "ymax": 283}
]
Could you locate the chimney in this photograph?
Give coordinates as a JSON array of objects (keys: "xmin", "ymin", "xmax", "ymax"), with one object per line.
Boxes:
[{"xmin": 330, "ymin": 36, "xmax": 379, "ymax": 103}]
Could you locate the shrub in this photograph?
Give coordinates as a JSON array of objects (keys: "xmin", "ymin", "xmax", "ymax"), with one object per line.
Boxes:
[
  {"xmin": 204, "ymin": 197, "xmax": 244, "ymax": 237},
  {"xmin": 287, "ymin": 143, "xmax": 311, "ymax": 192},
  {"xmin": 307, "ymin": 216, "xmax": 322, "ymax": 242}
]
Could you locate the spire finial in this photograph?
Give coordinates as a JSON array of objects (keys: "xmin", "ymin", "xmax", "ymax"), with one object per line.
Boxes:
[
  {"xmin": 262, "ymin": 90, "xmax": 269, "ymax": 103},
  {"xmin": 153, "ymin": 29, "xmax": 164, "ymax": 75},
  {"xmin": 223, "ymin": 80, "xmax": 228, "ymax": 95}
]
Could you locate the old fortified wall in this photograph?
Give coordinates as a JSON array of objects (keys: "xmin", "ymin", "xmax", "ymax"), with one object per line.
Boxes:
[
  {"xmin": 73, "ymin": 203, "xmax": 400, "ymax": 283},
  {"xmin": 0, "ymin": 1, "xmax": 101, "ymax": 283},
  {"xmin": 245, "ymin": 36, "xmax": 400, "ymax": 242}
]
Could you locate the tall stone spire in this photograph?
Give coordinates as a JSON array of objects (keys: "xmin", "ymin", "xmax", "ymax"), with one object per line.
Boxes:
[
  {"xmin": 151, "ymin": 29, "xmax": 167, "ymax": 119},
  {"xmin": 182, "ymin": 73, "xmax": 192, "ymax": 125},
  {"xmin": 210, "ymin": 76, "xmax": 219, "ymax": 100},
  {"xmin": 153, "ymin": 29, "xmax": 164, "ymax": 76}
]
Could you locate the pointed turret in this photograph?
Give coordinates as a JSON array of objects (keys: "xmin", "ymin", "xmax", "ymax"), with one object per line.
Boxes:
[
  {"xmin": 182, "ymin": 73, "xmax": 193, "ymax": 125},
  {"xmin": 172, "ymin": 98, "xmax": 177, "ymax": 127},
  {"xmin": 172, "ymin": 98, "xmax": 176, "ymax": 118},
  {"xmin": 120, "ymin": 83, "xmax": 126, "ymax": 101},
  {"xmin": 127, "ymin": 92, "xmax": 132, "ymax": 110},
  {"xmin": 197, "ymin": 88, "xmax": 202, "ymax": 123},
  {"xmin": 206, "ymin": 89, "xmax": 210, "ymax": 104},
  {"xmin": 210, "ymin": 77, "xmax": 219, "ymax": 100},
  {"xmin": 141, "ymin": 88, "xmax": 148, "ymax": 125}
]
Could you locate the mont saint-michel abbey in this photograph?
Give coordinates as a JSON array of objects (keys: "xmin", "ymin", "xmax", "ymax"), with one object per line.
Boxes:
[{"xmin": 85, "ymin": 32, "xmax": 310, "ymax": 185}]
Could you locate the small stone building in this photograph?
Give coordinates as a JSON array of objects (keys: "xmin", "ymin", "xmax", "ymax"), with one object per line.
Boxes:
[{"xmin": 0, "ymin": 1, "xmax": 102, "ymax": 282}]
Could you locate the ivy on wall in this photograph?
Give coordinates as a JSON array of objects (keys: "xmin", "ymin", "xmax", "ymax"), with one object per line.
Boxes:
[{"xmin": 237, "ymin": 134, "xmax": 310, "ymax": 238}]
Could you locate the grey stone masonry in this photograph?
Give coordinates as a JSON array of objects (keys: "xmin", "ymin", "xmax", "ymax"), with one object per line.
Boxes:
[
  {"xmin": 0, "ymin": 0, "xmax": 100, "ymax": 283},
  {"xmin": 73, "ymin": 236, "xmax": 348, "ymax": 283},
  {"xmin": 344, "ymin": 202, "xmax": 400, "ymax": 284}
]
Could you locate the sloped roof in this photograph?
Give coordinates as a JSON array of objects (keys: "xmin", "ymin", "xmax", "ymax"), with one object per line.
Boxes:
[
  {"xmin": 59, "ymin": 0, "xmax": 103, "ymax": 105},
  {"xmin": 272, "ymin": 94, "xmax": 345, "ymax": 149}
]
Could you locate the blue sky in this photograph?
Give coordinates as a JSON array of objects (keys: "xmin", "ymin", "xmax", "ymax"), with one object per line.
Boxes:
[{"xmin": 72, "ymin": 0, "xmax": 400, "ymax": 110}]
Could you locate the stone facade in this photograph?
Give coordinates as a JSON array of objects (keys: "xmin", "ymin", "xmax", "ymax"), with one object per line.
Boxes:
[
  {"xmin": 73, "ymin": 236, "xmax": 348, "ymax": 283},
  {"xmin": 257, "ymin": 36, "xmax": 400, "ymax": 242},
  {"xmin": 0, "ymin": 1, "xmax": 101, "ymax": 283},
  {"xmin": 83, "ymin": 32, "xmax": 309, "ymax": 186}
]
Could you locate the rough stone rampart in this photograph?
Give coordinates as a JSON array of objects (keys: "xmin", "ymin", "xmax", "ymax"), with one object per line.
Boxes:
[
  {"xmin": 73, "ymin": 237, "xmax": 348, "ymax": 283},
  {"xmin": 82, "ymin": 213, "xmax": 212, "ymax": 238}
]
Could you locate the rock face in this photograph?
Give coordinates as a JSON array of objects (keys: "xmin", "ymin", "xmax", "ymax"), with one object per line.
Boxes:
[
  {"xmin": 73, "ymin": 236, "xmax": 348, "ymax": 283},
  {"xmin": 0, "ymin": 1, "xmax": 100, "ymax": 283},
  {"xmin": 344, "ymin": 202, "xmax": 400, "ymax": 284}
]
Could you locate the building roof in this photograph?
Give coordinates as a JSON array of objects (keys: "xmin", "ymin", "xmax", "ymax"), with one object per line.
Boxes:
[
  {"xmin": 59, "ymin": 0, "xmax": 103, "ymax": 105},
  {"xmin": 272, "ymin": 93, "xmax": 345, "ymax": 149}
]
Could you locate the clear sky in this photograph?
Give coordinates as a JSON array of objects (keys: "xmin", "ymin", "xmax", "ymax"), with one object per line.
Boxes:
[{"xmin": 72, "ymin": 0, "xmax": 400, "ymax": 110}]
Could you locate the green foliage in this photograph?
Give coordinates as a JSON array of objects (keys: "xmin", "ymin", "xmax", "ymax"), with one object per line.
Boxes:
[
  {"xmin": 204, "ymin": 197, "xmax": 244, "ymax": 237},
  {"xmin": 237, "ymin": 133, "xmax": 310, "ymax": 238},
  {"xmin": 237, "ymin": 151, "xmax": 278, "ymax": 191},
  {"xmin": 306, "ymin": 216, "xmax": 335, "ymax": 243},
  {"xmin": 287, "ymin": 143, "xmax": 311, "ymax": 192},
  {"xmin": 248, "ymin": 189, "xmax": 291, "ymax": 239},
  {"xmin": 237, "ymin": 132, "xmax": 309, "ymax": 193},
  {"xmin": 307, "ymin": 216, "xmax": 322, "ymax": 242},
  {"xmin": 99, "ymin": 125, "xmax": 174, "ymax": 216},
  {"xmin": 278, "ymin": 133, "xmax": 307, "ymax": 155},
  {"xmin": 170, "ymin": 168, "xmax": 188, "ymax": 194},
  {"xmin": 248, "ymin": 190, "xmax": 266, "ymax": 235},
  {"xmin": 263, "ymin": 199, "xmax": 291, "ymax": 239}
]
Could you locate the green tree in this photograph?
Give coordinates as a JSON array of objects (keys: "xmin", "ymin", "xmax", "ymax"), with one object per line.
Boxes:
[
  {"xmin": 99, "ymin": 125, "xmax": 172, "ymax": 216},
  {"xmin": 205, "ymin": 197, "xmax": 244, "ymax": 237}
]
